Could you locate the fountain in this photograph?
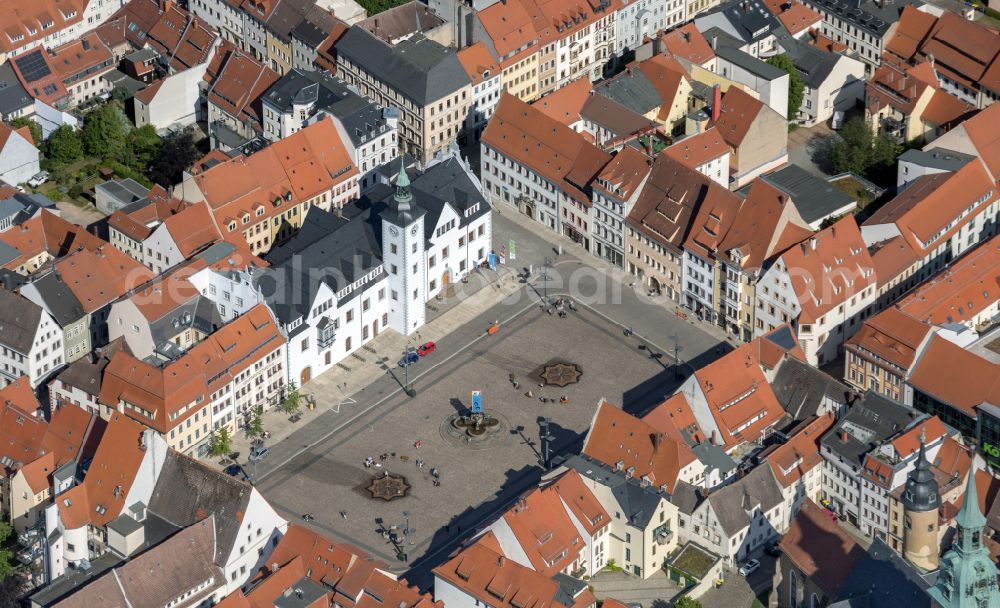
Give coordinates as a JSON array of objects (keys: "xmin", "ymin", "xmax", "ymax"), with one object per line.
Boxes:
[
  {"xmin": 366, "ymin": 471, "xmax": 410, "ymax": 501},
  {"xmin": 452, "ymin": 391, "xmax": 500, "ymax": 436},
  {"xmin": 539, "ymin": 361, "xmax": 582, "ymax": 387}
]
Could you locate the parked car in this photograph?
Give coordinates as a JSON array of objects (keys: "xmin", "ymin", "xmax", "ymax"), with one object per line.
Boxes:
[
  {"xmin": 765, "ymin": 543, "xmax": 782, "ymax": 557},
  {"xmin": 739, "ymin": 558, "xmax": 761, "ymax": 576},
  {"xmin": 417, "ymin": 341, "xmax": 437, "ymax": 356},
  {"xmin": 27, "ymin": 171, "xmax": 49, "ymax": 188},
  {"xmin": 398, "ymin": 350, "xmax": 419, "ymax": 367}
]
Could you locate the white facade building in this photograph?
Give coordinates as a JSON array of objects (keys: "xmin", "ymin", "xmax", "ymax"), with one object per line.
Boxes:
[
  {"xmin": 0, "ymin": 289, "xmax": 64, "ymax": 388},
  {"xmin": 614, "ymin": 0, "xmax": 679, "ymax": 56}
]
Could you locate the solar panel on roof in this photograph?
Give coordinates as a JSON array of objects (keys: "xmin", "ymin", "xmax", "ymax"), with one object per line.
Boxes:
[{"xmin": 15, "ymin": 51, "xmax": 52, "ymax": 84}]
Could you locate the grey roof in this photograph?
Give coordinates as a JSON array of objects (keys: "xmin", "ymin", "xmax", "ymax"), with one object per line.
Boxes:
[
  {"xmin": 150, "ymin": 295, "xmax": 222, "ymax": 361},
  {"xmin": 566, "ymin": 454, "xmax": 668, "ymax": 529},
  {"xmin": 706, "ymin": 464, "xmax": 784, "ymax": 536},
  {"xmin": 266, "ymin": 0, "xmax": 313, "ymax": 42},
  {"xmin": 580, "ymin": 95, "xmax": 657, "ymax": 138},
  {"xmin": 106, "ymin": 512, "xmax": 143, "ymax": 537},
  {"xmin": 275, "ymin": 577, "xmax": 329, "ymax": 608},
  {"xmin": 671, "ymin": 480, "xmax": 705, "ymax": 515},
  {"xmin": 760, "ymin": 164, "xmax": 856, "ymax": 225},
  {"xmin": 0, "ymin": 287, "xmax": 42, "ymax": 353},
  {"xmin": 147, "ymin": 452, "xmax": 253, "ymax": 565},
  {"xmin": 781, "ymin": 36, "xmax": 840, "ymax": 89},
  {"xmin": 714, "ymin": 45, "xmax": 786, "ymax": 80},
  {"xmin": 0, "ymin": 193, "xmax": 57, "ymax": 226},
  {"xmin": 771, "ymin": 355, "xmax": 851, "ymax": 420},
  {"xmin": 830, "ymin": 539, "xmax": 933, "ymax": 608},
  {"xmin": 898, "ymin": 147, "xmax": 975, "ymax": 172},
  {"xmin": 0, "ymin": 61, "xmax": 34, "ymax": 116},
  {"xmin": 593, "ymin": 69, "xmax": 663, "ymax": 116},
  {"xmin": 95, "ymin": 178, "xmax": 150, "ymax": 207},
  {"xmin": 801, "ymin": 0, "xmax": 918, "ymax": 37},
  {"xmin": 102, "ymin": 70, "xmax": 146, "ymax": 97},
  {"xmin": 0, "ymin": 240, "xmax": 21, "ymax": 268},
  {"xmin": 29, "ymin": 551, "xmax": 121, "ymax": 607},
  {"xmin": 292, "ymin": 18, "xmax": 329, "ymax": 46},
  {"xmin": 764, "ymin": 324, "xmax": 798, "ymax": 351},
  {"xmin": 553, "ymin": 573, "xmax": 589, "ymax": 607},
  {"xmin": 263, "ymin": 69, "xmax": 391, "ymax": 147},
  {"xmin": 54, "ymin": 345, "xmax": 121, "ymax": 396},
  {"xmin": 691, "ymin": 443, "xmax": 739, "ymax": 476},
  {"xmin": 27, "ymin": 270, "xmax": 87, "ymax": 326},
  {"xmin": 335, "ymin": 29, "xmax": 469, "ymax": 105},
  {"xmin": 821, "ymin": 391, "xmax": 920, "ymax": 468},
  {"xmin": 699, "ymin": 26, "xmax": 744, "ymax": 51},
  {"xmin": 697, "ymin": 0, "xmax": 779, "ymax": 45},
  {"xmin": 125, "ymin": 48, "xmax": 160, "ymax": 63},
  {"xmin": 357, "ymin": 1, "xmax": 446, "ymax": 43},
  {"xmin": 194, "ymin": 241, "xmax": 246, "ymax": 267}
]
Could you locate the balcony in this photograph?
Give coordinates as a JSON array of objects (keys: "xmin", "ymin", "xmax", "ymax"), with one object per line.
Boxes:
[
  {"xmin": 653, "ymin": 524, "xmax": 673, "ymax": 545},
  {"xmin": 317, "ymin": 318, "xmax": 336, "ymax": 350}
]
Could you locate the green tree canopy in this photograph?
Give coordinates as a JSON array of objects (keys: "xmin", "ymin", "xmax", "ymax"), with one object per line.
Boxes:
[
  {"xmin": 766, "ymin": 54, "xmax": 805, "ymax": 121},
  {"xmin": 0, "ymin": 521, "xmax": 17, "ymax": 581},
  {"xmin": 249, "ymin": 404, "xmax": 265, "ymax": 440},
  {"xmin": 81, "ymin": 104, "xmax": 129, "ymax": 160},
  {"xmin": 42, "ymin": 125, "xmax": 83, "ymax": 169},
  {"xmin": 829, "ymin": 116, "xmax": 902, "ymax": 177},
  {"xmin": 673, "ymin": 597, "xmax": 703, "ymax": 608},
  {"xmin": 280, "ymin": 381, "xmax": 302, "ymax": 415},
  {"xmin": 209, "ymin": 427, "xmax": 233, "ymax": 457},
  {"xmin": 7, "ymin": 117, "xmax": 41, "ymax": 146},
  {"xmin": 125, "ymin": 125, "xmax": 162, "ymax": 172}
]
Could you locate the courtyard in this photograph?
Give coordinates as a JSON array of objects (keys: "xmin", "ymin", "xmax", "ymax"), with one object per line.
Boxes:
[{"xmin": 256, "ymin": 300, "xmax": 687, "ymax": 578}]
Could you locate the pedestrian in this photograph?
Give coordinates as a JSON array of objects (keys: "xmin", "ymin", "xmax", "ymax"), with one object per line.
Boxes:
[{"xmin": 340, "ymin": 510, "xmax": 348, "ymax": 519}]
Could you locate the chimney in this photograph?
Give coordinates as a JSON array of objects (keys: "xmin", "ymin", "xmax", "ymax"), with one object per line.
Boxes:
[
  {"xmin": 711, "ymin": 35, "xmax": 718, "ymax": 50},
  {"xmin": 840, "ymin": 429, "xmax": 849, "ymax": 443},
  {"xmin": 809, "ymin": 237, "xmax": 817, "ymax": 250},
  {"xmin": 651, "ymin": 432, "xmax": 662, "ymax": 452},
  {"xmin": 645, "ymin": 135, "xmax": 653, "ymax": 155},
  {"xmin": 711, "ymin": 84, "xmax": 722, "ymax": 122}
]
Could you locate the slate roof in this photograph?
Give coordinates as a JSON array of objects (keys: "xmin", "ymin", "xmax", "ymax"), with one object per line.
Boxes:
[
  {"xmin": 0, "ymin": 287, "xmax": 42, "ymax": 353},
  {"xmin": 706, "ymin": 463, "xmax": 784, "ymax": 536},
  {"xmin": 0, "ymin": 61, "xmax": 34, "ymax": 116},
  {"xmin": 714, "ymin": 45, "xmax": 786, "ymax": 80},
  {"xmin": 592, "ymin": 68, "xmax": 662, "ymax": 116},
  {"xmin": 671, "ymin": 480, "xmax": 705, "ymax": 515},
  {"xmin": 760, "ymin": 164, "xmax": 856, "ymax": 225},
  {"xmin": 335, "ymin": 28, "xmax": 469, "ymax": 105},
  {"xmin": 802, "ymin": 0, "xmax": 917, "ymax": 37},
  {"xmin": 566, "ymin": 454, "xmax": 668, "ymax": 529},
  {"xmin": 830, "ymin": 539, "xmax": 933, "ymax": 608},
  {"xmin": 821, "ymin": 391, "xmax": 920, "ymax": 468},
  {"xmin": 782, "ymin": 35, "xmax": 841, "ymax": 89},
  {"xmin": 147, "ymin": 451, "xmax": 253, "ymax": 564},
  {"xmin": 697, "ymin": 0, "xmax": 780, "ymax": 45},
  {"xmin": 897, "ymin": 147, "xmax": 975, "ymax": 172},
  {"xmin": 770, "ymin": 357, "xmax": 850, "ymax": 420}
]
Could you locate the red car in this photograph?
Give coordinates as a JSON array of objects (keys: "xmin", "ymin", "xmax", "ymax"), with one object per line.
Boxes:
[{"xmin": 417, "ymin": 341, "xmax": 437, "ymax": 356}]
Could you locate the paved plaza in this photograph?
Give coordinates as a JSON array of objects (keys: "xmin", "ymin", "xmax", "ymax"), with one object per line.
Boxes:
[{"xmin": 256, "ymin": 302, "xmax": 688, "ymax": 578}]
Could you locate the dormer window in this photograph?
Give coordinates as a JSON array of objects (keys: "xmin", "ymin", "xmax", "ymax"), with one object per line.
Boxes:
[
  {"xmin": 228, "ymin": 221, "xmax": 237, "ymax": 232},
  {"xmin": 255, "ymin": 206, "xmax": 265, "ymax": 217}
]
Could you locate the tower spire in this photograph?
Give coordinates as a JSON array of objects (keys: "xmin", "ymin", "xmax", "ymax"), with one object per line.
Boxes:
[
  {"xmin": 955, "ymin": 466, "xmax": 986, "ymax": 531},
  {"xmin": 394, "ymin": 158, "xmax": 412, "ymax": 209}
]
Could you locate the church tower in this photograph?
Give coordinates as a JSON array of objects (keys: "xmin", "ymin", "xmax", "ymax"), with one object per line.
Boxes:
[
  {"xmin": 928, "ymin": 467, "xmax": 1000, "ymax": 608},
  {"xmin": 381, "ymin": 160, "xmax": 426, "ymax": 336},
  {"xmin": 902, "ymin": 436, "xmax": 941, "ymax": 571}
]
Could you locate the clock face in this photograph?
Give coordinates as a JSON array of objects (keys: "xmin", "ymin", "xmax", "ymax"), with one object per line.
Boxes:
[
  {"xmin": 389, "ymin": 226, "xmax": 399, "ymax": 237},
  {"xmin": 410, "ymin": 226, "xmax": 418, "ymax": 236}
]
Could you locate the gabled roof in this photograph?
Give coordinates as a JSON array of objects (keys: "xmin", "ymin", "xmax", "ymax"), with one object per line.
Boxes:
[
  {"xmin": 769, "ymin": 357, "xmax": 849, "ymax": 420},
  {"xmin": 820, "ymin": 391, "xmax": 921, "ymax": 468},
  {"xmin": 498, "ymin": 479, "xmax": 591, "ymax": 576},
  {"xmin": 0, "ymin": 0, "xmax": 89, "ymax": 54},
  {"xmin": 593, "ymin": 146, "xmax": 650, "ymax": 202},
  {"xmin": 845, "ymin": 307, "xmax": 929, "ymax": 372},
  {"xmin": 581, "ymin": 400, "xmax": 695, "ymax": 493},
  {"xmin": 10, "ymin": 46, "xmax": 68, "ymax": 106},
  {"xmin": 433, "ymin": 533, "xmax": 596, "ymax": 608},
  {"xmin": 711, "ymin": 86, "xmax": 764, "ymax": 148},
  {"xmin": 532, "ymin": 76, "xmax": 591, "ymax": 125},
  {"xmin": 160, "ymin": 201, "xmax": 221, "ymax": 258},
  {"xmin": 55, "ymin": 245, "xmax": 155, "ymax": 313},
  {"xmin": 56, "ymin": 413, "xmax": 150, "ymax": 529},
  {"xmin": 719, "ymin": 178, "xmax": 812, "ymax": 271},
  {"xmin": 207, "ymin": 48, "xmax": 279, "ymax": 129},
  {"xmin": 779, "ymin": 500, "xmax": 865, "ymax": 597},
  {"xmin": 0, "ymin": 287, "xmax": 43, "ymax": 353},
  {"xmin": 0, "ymin": 209, "xmax": 104, "ymax": 271},
  {"xmin": 706, "ymin": 463, "xmax": 783, "ymax": 536},
  {"xmin": 908, "ymin": 335, "xmax": 1000, "ymax": 419},
  {"xmin": 778, "ymin": 215, "xmax": 874, "ymax": 324},
  {"xmin": 863, "ymin": 159, "xmax": 995, "ymax": 255},
  {"xmin": 765, "ymin": 414, "xmax": 836, "ymax": 488},
  {"xmin": 665, "ymin": 127, "xmax": 728, "ymax": 170},
  {"xmin": 661, "ymin": 23, "xmax": 715, "ymax": 66},
  {"xmin": 53, "ymin": 516, "xmax": 222, "ymax": 608},
  {"xmin": 483, "ymin": 93, "xmax": 611, "ymax": 206},
  {"xmin": 456, "ymin": 42, "xmax": 501, "ymax": 85}
]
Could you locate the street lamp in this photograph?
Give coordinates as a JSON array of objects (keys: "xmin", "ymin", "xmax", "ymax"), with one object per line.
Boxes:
[
  {"xmin": 540, "ymin": 418, "xmax": 555, "ymax": 467},
  {"xmin": 542, "ymin": 257, "xmax": 553, "ymax": 306},
  {"xmin": 401, "ymin": 348, "xmax": 417, "ymax": 397},
  {"xmin": 668, "ymin": 334, "xmax": 684, "ymax": 380}
]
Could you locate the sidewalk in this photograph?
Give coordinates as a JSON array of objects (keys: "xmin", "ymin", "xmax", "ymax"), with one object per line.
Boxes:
[{"xmin": 226, "ymin": 261, "xmax": 525, "ymax": 464}]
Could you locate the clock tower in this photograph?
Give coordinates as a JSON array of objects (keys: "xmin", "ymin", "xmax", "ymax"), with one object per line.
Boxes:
[
  {"xmin": 928, "ymin": 467, "xmax": 1000, "ymax": 608},
  {"xmin": 382, "ymin": 160, "xmax": 426, "ymax": 336}
]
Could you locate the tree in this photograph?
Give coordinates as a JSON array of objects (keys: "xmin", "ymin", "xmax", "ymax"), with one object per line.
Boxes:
[
  {"xmin": 673, "ymin": 597, "xmax": 702, "ymax": 608},
  {"xmin": 0, "ymin": 522, "xmax": 17, "ymax": 581},
  {"xmin": 8, "ymin": 117, "xmax": 41, "ymax": 146},
  {"xmin": 111, "ymin": 85, "xmax": 133, "ymax": 105},
  {"xmin": 81, "ymin": 104, "xmax": 129, "ymax": 160},
  {"xmin": 209, "ymin": 427, "xmax": 233, "ymax": 458},
  {"xmin": 149, "ymin": 130, "xmax": 200, "ymax": 186},
  {"xmin": 42, "ymin": 125, "xmax": 83, "ymax": 169},
  {"xmin": 280, "ymin": 381, "xmax": 302, "ymax": 415},
  {"xmin": 766, "ymin": 54, "xmax": 804, "ymax": 121},
  {"xmin": 249, "ymin": 404, "xmax": 265, "ymax": 440},
  {"xmin": 124, "ymin": 125, "xmax": 162, "ymax": 172},
  {"xmin": 829, "ymin": 116, "xmax": 902, "ymax": 179}
]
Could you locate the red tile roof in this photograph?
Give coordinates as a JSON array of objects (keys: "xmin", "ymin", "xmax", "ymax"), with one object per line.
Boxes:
[
  {"xmin": 500, "ymin": 480, "xmax": 592, "ymax": 576},
  {"xmin": 718, "ymin": 178, "xmax": 812, "ymax": 271},
  {"xmin": 207, "ymin": 48, "xmax": 279, "ymax": 129},
  {"xmin": 0, "ymin": 0, "xmax": 88, "ymax": 54},
  {"xmin": 593, "ymin": 146, "xmax": 650, "ymax": 201},
  {"xmin": 433, "ymin": 533, "xmax": 597, "ymax": 608},
  {"xmin": 483, "ymin": 93, "xmax": 611, "ymax": 206},
  {"xmin": 665, "ymin": 127, "xmax": 728, "ymax": 170},
  {"xmin": 908, "ymin": 335, "xmax": 1000, "ymax": 419},
  {"xmin": 895, "ymin": 235, "xmax": 1000, "ymax": 326},
  {"xmin": 661, "ymin": 24, "xmax": 715, "ymax": 66},
  {"xmin": 869, "ymin": 235, "xmax": 920, "ymax": 287},
  {"xmin": 56, "ymin": 412, "xmax": 150, "ymax": 529},
  {"xmin": 711, "ymin": 86, "xmax": 764, "ymax": 148},
  {"xmin": 49, "ymin": 33, "xmax": 115, "ymax": 83},
  {"xmin": 778, "ymin": 215, "xmax": 875, "ymax": 323},
  {"xmin": 457, "ymin": 42, "xmax": 501, "ymax": 85},
  {"xmin": 582, "ymin": 400, "xmax": 696, "ymax": 492},
  {"xmin": 889, "ymin": 416, "xmax": 947, "ymax": 461},
  {"xmin": 845, "ymin": 307, "xmax": 930, "ymax": 372},
  {"xmin": 766, "ymin": 414, "xmax": 835, "ymax": 488},
  {"xmin": 0, "ymin": 210, "xmax": 105, "ymax": 271},
  {"xmin": 531, "ymin": 77, "xmax": 591, "ymax": 126},
  {"xmin": 55, "ymin": 245, "xmax": 156, "ymax": 313}
]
